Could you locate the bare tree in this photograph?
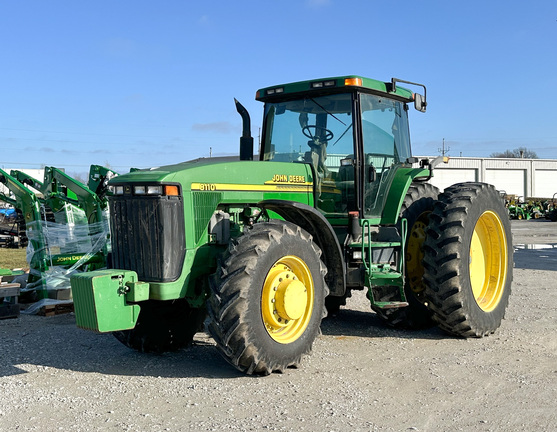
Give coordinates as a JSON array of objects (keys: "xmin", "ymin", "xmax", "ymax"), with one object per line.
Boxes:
[
  {"xmin": 67, "ymin": 171, "xmax": 89, "ymax": 185},
  {"xmin": 490, "ymin": 147, "xmax": 538, "ymax": 159}
]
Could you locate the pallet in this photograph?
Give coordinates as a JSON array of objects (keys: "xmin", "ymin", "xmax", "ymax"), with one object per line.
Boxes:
[
  {"xmin": 0, "ymin": 283, "xmax": 20, "ymax": 320},
  {"xmin": 0, "ymin": 303, "xmax": 20, "ymax": 319},
  {"xmin": 38, "ymin": 303, "xmax": 74, "ymax": 317}
]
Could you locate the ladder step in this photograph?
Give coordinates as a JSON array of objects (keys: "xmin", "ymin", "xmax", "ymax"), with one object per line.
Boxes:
[
  {"xmin": 369, "ymin": 271, "xmax": 403, "ymax": 287},
  {"xmin": 350, "ymin": 241, "xmax": 402, "ymax": 248},
  {"xmin": 373, "ymin": 301, "xmax": 409, "ymax": 309}
]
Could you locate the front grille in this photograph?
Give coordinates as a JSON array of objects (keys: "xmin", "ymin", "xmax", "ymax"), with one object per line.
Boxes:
[{"xmin": 109, "ymin": 195, "xmax": 185, "ymax": 282}]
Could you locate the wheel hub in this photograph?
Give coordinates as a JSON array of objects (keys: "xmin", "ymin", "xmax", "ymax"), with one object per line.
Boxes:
[
  {"xmin": 276, "ymin": 278, "xmax": 307, "ymax": 321},
  {"xmin": 261, "ymin": 256, "xmax": 314, "ymax": 344}
]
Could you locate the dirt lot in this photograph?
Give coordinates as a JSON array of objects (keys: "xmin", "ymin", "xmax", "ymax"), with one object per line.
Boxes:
[{"xmin": 1, "ymin": 220, "xmax": 556, "ymax": 431}]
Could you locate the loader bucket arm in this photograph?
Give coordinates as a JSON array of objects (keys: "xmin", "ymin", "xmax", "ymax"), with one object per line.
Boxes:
[
  {"xmin": 10, "ymin": 170, "xmax": 44, "ymax": 193},
  {"xmin": 87, "ymin": 165, "xmax": 118, "ymax": 200},
  {"xmin": 43, "ymin": 167, "xmax": 105, "ymax": 224},
  {"xmin": 0, "ymin": 169, "xmax": 49, "ymax": 279}
]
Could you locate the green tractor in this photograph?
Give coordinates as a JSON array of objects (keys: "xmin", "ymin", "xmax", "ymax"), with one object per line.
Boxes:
[{"xmin": 71, "ymin": 75, "xmax": 513, "ymax": 375}]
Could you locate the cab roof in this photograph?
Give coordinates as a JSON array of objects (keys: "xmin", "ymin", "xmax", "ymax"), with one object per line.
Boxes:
[{"xmin": 256, "ymin": 75, "xmax": 415, "ymax": 103}]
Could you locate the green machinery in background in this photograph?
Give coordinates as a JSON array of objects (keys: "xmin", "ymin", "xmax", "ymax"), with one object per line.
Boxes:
[
  {"xmin": 71, "ymin": 75, "xmax": 513, "ymax": 375},
  {"xmin": 547, "ymin": 193, "xmax": 557, "ymax": 221},
  {"xmin": 0, "ymin": 165, "xmax": 117, "ymax": 296},
  {"xmin": 505, "ymin": 194, "xmax": 557, "ymax": 221}
]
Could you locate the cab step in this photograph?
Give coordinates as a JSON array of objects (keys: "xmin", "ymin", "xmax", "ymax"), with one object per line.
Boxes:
[
  {"xmin": 372, "ymin": 301, "xmax": 409, "ymax": 309},
  {"xmin": 369, "ymin": 271, "xmax": 403, "ymax": 287}
]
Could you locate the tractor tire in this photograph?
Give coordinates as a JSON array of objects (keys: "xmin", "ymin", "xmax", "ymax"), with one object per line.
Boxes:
[
  {"xmin": 324, "ymin": 288, "xmax": 352, "ymax": 317},
  {"xmin": 423, "ymin": 182, "xmax": 513, "ymax": 337},
  {"xmin": 15, "ymin": 209, "xmax": 28, "ymax": 248},
  {"xmin": 207, "ymin": 220, "xmax": 328, "ymax": 375},
  {"xmin": 112, "ymin": 299, "xmax": 206, "ymax": 353},
  {"xmin": 371, "ymin": 182, "xmax": 439, "ymax": 329}
]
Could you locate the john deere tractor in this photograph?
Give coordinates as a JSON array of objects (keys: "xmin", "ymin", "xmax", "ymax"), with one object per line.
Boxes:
[{"xmin": 71, "ymin": 75, "xmax": 513, "ymax": 375}]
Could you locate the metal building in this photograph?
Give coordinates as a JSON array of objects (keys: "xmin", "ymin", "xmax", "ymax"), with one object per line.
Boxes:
[{"xmin": 421, "ymin": 157, "xmax": 557, "ymax": 199}]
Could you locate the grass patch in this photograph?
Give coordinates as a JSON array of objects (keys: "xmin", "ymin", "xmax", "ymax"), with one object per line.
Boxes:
[{"xmin": 0, "ymin": 248, "xmax": 28, "ymax": 270}]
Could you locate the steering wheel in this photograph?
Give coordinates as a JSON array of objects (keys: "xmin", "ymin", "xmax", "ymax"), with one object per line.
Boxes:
[{"xmin": 302, "ymin": 125, "xmax": 334, "ymax": 142}]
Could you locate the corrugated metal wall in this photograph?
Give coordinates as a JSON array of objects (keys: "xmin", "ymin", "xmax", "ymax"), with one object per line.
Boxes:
[{"xmin": 416, "ymin": 157, "xmax": 557, "ymax": 198}]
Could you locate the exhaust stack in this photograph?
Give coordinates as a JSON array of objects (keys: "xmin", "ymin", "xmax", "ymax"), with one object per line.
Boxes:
[{"xmin": 234, "ymin": 98, "xmax": 254, "ymax": 161}]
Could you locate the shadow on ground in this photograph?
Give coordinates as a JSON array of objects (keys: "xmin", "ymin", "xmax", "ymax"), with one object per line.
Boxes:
[
  {"xmin": 513, "ymin": 244, "xmax": 557, "ymax": 271},
  {"xmin": 2, "ymin": 305, "xmax": 450, "ymax": 379}
]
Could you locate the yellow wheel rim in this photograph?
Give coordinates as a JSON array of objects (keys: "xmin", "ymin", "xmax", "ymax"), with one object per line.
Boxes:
[
  {"xmin": 261, "ymin": 255, "xmax": 314, "ymax": 344},
  {"xmin": 406, "ymin": 213, "xmax": 430, "ymax": 294},
  {"xmin": 469, "ymin": 211, "xmax": 508, "ymax": 312}
]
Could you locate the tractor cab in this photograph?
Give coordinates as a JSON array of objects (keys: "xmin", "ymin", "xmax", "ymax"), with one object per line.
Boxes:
[{"xmin": 256, "ymin": 76, "xmax": 426, "ymax": 220}]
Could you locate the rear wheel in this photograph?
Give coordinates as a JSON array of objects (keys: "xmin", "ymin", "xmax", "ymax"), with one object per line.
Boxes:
[
  {"xmin": 371, "ymin": 182, "xmax": 439, "ymax": 329},
  {"xmin": 112, "ymin": 299, "xmax": 206, "ymax": 353},
  {"xmin": 208, "ymin": 220, "xmax": 328, "ymax": 375},
  {"xmin": 423, "ymin": 182, "xmax": 513, "ymax": 337}
]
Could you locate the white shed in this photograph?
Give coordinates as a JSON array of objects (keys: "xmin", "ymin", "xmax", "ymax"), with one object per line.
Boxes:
[{"xmin": 417, "ymin": 157, "xmax": 557, "ymax": 199}]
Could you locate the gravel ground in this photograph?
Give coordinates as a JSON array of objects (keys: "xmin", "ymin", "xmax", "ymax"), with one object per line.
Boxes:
[{"xmin": 1, "ymin": 220, "xmax": 556, "ymax": 431}]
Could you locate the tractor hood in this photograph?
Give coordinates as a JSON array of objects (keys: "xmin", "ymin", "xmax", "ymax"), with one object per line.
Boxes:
[
  {"xmin": 108, "ymin": 157, "xmax": 241, "ymax": 185},
  {"xmin": 108, "ymin": 158, "xmax": 314, "ymax": 202}
]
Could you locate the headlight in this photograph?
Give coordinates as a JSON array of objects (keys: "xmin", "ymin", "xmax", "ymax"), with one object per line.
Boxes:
[
  {"xmin": 112, "ymin": 184, "xmax": 178, "ymax": 196},
  {"xmin": 146, "ymin": 185, "xmax": 163, "ymax": 195},
  {"xmin": 134, "ymin": 186, "xmax": 146, "ymax": 195}
]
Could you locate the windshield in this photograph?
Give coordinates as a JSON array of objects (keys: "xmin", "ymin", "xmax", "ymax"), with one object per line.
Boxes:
[
  {"xmin": 261, "ymin": 93, "xmax": 354, "ymax": 170},
  {"xmin": 261, "ymin": 93, "xmax": 355, "ymax": 216}
]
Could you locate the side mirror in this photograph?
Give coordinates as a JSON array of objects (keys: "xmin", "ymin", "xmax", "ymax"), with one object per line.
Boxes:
[
  {"xmin": 414, "ymin": 93, "xmax": 427, "ymax": 112},
  {"xmin": 299, "ymin": 112, "xmax": 308, "ymax": 129}
]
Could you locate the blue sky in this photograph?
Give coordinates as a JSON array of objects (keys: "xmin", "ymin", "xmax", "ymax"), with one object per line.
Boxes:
[{"xmin": 1, "ymin": 0, "xmax": 556, "ymax": 176}]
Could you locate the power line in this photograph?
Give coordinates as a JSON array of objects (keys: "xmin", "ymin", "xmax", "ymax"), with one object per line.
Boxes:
[
  {"xmin": 438, "ymin": 138, "xmax": 450, "ymax": 157},
  {"xmin": 0, "ymin": 136, "xmax": 179, "ymax": 147},
  {"xmin": 0, "ymin": 161, "xmax": 140, "ymax": 169},
  {"xmin": 0, "ymin": 126, "xmax": 189, "ymax": 139}
]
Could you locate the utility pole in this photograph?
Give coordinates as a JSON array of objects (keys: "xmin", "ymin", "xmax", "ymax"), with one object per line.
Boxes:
[
  {"xmin": 209, "ymin": 147, "xmax": 212, "ymax": 158},
  {"xmin": 438, "ymin": 138, "xmax": 450, "ymax": 157}
]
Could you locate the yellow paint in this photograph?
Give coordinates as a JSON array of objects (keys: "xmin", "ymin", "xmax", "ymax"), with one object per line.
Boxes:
[
  {"xmin": 261, "ymin": 255, "xmax": 314, "ymax": 344},
  {"xmin": 469, "ymin": 210, "xmax": 508, "ymax": 312},
  {"xmin": 191, "ymin": 182, "xmax": 313, "ymax": 192}
]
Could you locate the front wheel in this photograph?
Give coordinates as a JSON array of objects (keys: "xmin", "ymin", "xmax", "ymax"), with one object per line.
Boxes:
[
  {"xmin": 423, "ymin": 183, "xmax": 513, "ymax": 337},
  {"xmin": 208, "ymin": 220, "xmax": 328, "ymax": 375}
]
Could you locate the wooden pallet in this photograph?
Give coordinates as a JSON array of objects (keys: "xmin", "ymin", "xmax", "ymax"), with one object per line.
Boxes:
[
  {"xmin": 39, "ymin": 303, "xmax": 74, "ymax": 317},
  {"xmin": 0, "ymin": 283, "xmax": 20, "ymax": 319},
  {"xmin": 0, "ymin": 303, "xmax": 20, "ymax": 319}
]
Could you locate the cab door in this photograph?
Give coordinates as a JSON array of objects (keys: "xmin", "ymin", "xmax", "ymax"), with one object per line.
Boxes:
[{"xmin": 359, "ymin": 93, "xmax": 412, "ymax": 219}]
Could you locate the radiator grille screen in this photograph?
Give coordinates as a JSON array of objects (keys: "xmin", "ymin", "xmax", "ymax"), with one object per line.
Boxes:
[{"xmin": 109, "ymin": 196, "xmax": 185, "ymax": 282}]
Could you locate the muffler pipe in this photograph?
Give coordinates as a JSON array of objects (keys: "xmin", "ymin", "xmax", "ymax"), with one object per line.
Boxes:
[{"xmin": 235, "ymin": 98, "xmax": 254, "ymax": 161}]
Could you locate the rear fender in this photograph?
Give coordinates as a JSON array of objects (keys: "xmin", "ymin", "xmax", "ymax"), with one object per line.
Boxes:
[{"xmin": 381, "ymin": 167, "xmax": 431, "ymax": 224}]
